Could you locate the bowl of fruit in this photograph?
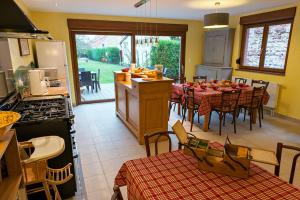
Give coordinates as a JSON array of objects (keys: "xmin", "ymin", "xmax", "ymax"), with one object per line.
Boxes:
[{"xmin": 0, "ymin": 111, "xmax": 21, "ymax": 136}]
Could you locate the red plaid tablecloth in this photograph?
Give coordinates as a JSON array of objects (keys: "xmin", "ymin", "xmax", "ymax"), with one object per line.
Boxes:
[
  {"xmin": 115, "ymin": 142, "xmax": 300, "ymax": 200},
  {"xmin": 172, "ymin": 84, "xmax": 269, "ymax": 116}
]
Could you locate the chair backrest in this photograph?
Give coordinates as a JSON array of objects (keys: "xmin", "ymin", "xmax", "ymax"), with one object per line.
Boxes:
[
  {"xmin": 97, "ymin": 68, "xmax": 101, "ymax": 82},
  {"xmin": 182, "ymin": 86, "xmax": 195, "ymax": 109},
  {"xmin": 250, "ymin": 86, "xmax": 265, "ymax": 109},
  {"xmin": 251, "ymin": 80, "xmax": 269, "ymax": 89},
  {"xmin": 79, "ymin": 68, "xmax": 86, "ymax": 72},
  {"xmin": 81, "ymin": 71, "xmax": 93, "ymax": 85},
  {"xmin": 173, "ymin": 76, "xmax": 186, "ymax": 84},
  {"xmin": 220, "ymin": 89, "xmax": 241, "ymax": 112},
  {"xmin": 144, "ymin": 131, "xmax": 181, "ymax": 157},
  {"xmin": 235, "ymin": 77, "xmax": 247, "ymax": 84},
  {"xmin": 275, "ymin": 143, "xmax": 300, "ymax": 184},
  {"xmin": 193, "ymin": 75, "xmax": 207, "ymax": 83}
]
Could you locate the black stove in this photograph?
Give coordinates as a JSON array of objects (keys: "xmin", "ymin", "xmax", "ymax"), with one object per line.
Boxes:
[
  {"xmin": 15, "ymin": 97, "xmax": 69, "ymax": 122},
  {"xmin": 0, "ymin": 93, "xmax": 77, "ymax": 199}
]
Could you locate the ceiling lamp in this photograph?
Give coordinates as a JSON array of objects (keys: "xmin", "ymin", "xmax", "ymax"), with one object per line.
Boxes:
[{"xmin": 203, "ymin": 2, "xmax": 229, "ymax": 29}]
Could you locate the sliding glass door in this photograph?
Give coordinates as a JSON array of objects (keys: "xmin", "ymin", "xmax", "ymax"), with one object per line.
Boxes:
[
  {"xmin": 74, "ymin": 34, "xmax": 132, "ymax": 103},
  {"xmin": 135, "ymin": 35, "xmax": 182, "ymax": 78}
]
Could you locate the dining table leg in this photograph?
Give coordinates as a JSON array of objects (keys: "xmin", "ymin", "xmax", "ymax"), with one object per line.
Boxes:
[
  {"xmin": 188, "ymin": 108, "xmax": 193, "ymax": 121},
  {"xmin": 252, "ymin": 109, "xmax": 257, "ymax": 124},
  {"xmin": 177, "ymin": 104, "xmax": 181, "ymax": 116},
  {"xmin": 202, "ymin": 113, "xmax": 210, "ymax": 132}
]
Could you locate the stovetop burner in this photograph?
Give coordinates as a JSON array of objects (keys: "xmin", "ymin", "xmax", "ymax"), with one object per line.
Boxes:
[{"xmin": 14, "ymin": 97, "xmax": 69, "ymax": 123}]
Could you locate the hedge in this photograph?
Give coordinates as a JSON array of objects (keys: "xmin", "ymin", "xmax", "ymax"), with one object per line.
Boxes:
[
  {"xmin": 87, "ymin": 47, "xmax": 120, "ymax": 64},
  {"xmin": 150, "ymin": 40, "xmax": 180, "ymax": 78}
]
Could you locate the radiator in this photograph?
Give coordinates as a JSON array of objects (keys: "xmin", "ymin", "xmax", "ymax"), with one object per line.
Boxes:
[{"xmin": 232, "ymin": 77, "xmax": 280, "ymax": 111}]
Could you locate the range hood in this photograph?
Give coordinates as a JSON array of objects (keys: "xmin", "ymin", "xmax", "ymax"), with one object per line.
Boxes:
[{"xmin": 0, "ymin": 0, "xmax": 52, "ymax": 40}]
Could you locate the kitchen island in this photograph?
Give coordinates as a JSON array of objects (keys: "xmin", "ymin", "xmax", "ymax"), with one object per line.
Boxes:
[{"xmin": 114, "ymin": 72, "xmax": 173, "ymax": 144}]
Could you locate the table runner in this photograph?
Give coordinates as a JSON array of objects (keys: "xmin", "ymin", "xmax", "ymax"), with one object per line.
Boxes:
[{"xmin": 115, "ymin": 142, "xmax": 300, "ymax": 200}]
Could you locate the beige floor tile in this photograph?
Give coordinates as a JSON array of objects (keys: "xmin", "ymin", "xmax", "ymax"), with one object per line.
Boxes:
[
  {"xmin": 86, "ymin": 189, "xmax": 111, "ymax": 200},
  {"xmin": 84, "ymin": 174, "xmax": 109, "ymax": 193},
  {"xmin": 74, "ymin": 102, "xmax": 300, "ymax": 200}
]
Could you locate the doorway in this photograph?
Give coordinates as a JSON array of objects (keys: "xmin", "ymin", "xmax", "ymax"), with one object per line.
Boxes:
[
  {"xmin": 68, "ymin": 19, "xmax": 187, "ymax": 105},
  {"xmin": 74, "ymin": 33, "xmax": 132, "ymax": 103}
]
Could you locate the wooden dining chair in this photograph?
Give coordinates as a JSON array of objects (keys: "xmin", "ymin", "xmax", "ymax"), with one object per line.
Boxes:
[
  {"xmin": 169, "ymin": 92, "xmax": 183, "ymax": 119},
  {"xmin": 111, "ymin": 185, "xmax": 123, "ymax": 200},
  {"xmin": 193, "ymin": 75, "xmax": 207, "ymax": 83},
  {"xmin": 275, "ymin": 143, "xmax": 300, "ymax": 184},
  {"xmin": 209, "ymin": 89, "xmax": 241, "ymax": 136},
  {"xmin": 235, "ymin": 77, "xmax": 247, "ymax": 84},
  {"xmin": 173, "ymin": 76, "xmax": 186, "ymax": 84},
  {"xmin": 251, "ymin": 80, "xmax": 269, "ymax": 119},
  {"xmin": 181, "ymin": 86, "xmax": 200, "ymax": 132},
  {"xmin": 144, "ymin": 130, "xmax": 196, "ymax": 157},
  {"xmin": 144, "ymin": 131, "xmax": 181, "ymax": 157},
  {"xmin": 241, "ymin": 86, "xmax": 265, "ymax": 131}
]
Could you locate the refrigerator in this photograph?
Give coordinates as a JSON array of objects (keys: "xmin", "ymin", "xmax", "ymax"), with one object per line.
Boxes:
[{"xmin": 35, "ymin": 41, "xmax": 71, "ymax": 95}]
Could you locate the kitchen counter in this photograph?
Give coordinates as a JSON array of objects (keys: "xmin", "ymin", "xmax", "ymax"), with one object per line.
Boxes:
[
  {"xmin": 23, "ymin": 86, "xmax": 69, "ymax": 98},
  {"xmin": 114, "ymin": 71, "xmax": 173, "ymax": 144}
]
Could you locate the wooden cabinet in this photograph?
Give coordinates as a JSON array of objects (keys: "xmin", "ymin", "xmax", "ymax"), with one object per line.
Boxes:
[
  {"xmin": 0, "ymin": 130, "xmax": 25, "ymax": 200},
  {"xmin": 197, "ymin": 28, "xmax": 235, "ymax": 80},
  {"xmin": 196, "ymin": 65, "xmax": 233, "ymax": 81},
  {"xmin": 204, "ymin": 28, "xmax": 235, "ymax": 68},
  {"xmin": 114, "ymin": 72, "xmax": 173, "ymax": 144}
]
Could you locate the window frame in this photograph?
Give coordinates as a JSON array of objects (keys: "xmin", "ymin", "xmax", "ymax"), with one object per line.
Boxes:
[{"xmin": 240, "ymin": 19, "xmax": 294, "ymax": 75}]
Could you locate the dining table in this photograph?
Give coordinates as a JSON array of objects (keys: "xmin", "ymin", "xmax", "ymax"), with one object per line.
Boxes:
[
  {"xmin": 115, "ymin": 142, "xmax": 300, "ymax": 200},
  {"xmin": 171, "ymin": 82, "xmax": 270, "ymax": 131}
]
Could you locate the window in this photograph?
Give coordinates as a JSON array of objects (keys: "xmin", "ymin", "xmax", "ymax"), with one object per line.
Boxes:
[{"xmin": 239, "ymin": 8, "xmax": 296, "ymax": 75}]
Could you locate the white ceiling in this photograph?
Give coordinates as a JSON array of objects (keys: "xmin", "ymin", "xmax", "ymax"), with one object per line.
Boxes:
[{"xmin": 23, "ymin": 0, "xmax": 299, "ymax": 20}]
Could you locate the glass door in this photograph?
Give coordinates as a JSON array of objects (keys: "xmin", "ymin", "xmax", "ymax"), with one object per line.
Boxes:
[
  {"xmin": 75, "ymin": 34, "xmax": 132, "ymax": 103},
  {"xmin": 135, "ymin": 36, "xmax": 182, "ymax": 78}
]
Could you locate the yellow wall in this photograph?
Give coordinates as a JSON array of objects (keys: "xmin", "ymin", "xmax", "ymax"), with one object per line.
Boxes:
[
  {"xmin": 230, "ymin": 3, "xmax": 300, "ymax": 120},
  {"xmin": 29, "ymin": 11, "xmax": 203, "ymax": 104}
]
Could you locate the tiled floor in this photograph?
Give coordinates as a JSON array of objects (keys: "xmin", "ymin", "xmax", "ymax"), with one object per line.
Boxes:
[{"xmin": 73, "ymin": 102, "xmax": 300, "ymax": 200}]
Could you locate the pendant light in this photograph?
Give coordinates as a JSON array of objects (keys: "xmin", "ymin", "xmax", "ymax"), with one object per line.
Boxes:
[{"xmin": 203, "ymin": 2, "xmax": 229, "ymax": 29}]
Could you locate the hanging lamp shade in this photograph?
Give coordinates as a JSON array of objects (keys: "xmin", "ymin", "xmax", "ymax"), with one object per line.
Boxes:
[{"xmin": 204, "ymin": 13, "xmax": 229, "ymax": 29}]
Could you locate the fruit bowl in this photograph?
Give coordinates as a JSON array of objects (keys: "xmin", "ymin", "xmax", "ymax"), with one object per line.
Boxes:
[{"xmin": 0, "ymin": 111, "xmax": 21, "ymax": 136}]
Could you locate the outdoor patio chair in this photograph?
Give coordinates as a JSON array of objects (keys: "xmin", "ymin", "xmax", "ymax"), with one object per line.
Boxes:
[
  {"xmin": 93, "ymin": 68, "xmax": 101, "ymax": 92},
  {"xmin": 80, "ymin": 71, "xmax": 94, "ymax": 93}
]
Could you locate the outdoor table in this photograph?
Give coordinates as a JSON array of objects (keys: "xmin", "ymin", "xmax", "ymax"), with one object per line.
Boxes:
[
  {"xmin": 115, "ymin": 142, "xmax": 300, "ymax": 200},
  {"xmin": 172, "ymin": 83, "xmax": 270, "ymax": 131},
  {"xmin": 78, "ymin": 71, "xmax": 97, "ymax": 80}
]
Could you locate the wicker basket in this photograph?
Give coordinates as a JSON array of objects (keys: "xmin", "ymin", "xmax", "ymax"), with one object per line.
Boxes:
[{"xmin": 0, "ymin": 111, "xmax": 21, "ymax": 136}]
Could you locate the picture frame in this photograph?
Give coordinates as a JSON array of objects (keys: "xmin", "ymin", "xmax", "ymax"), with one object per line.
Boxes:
[{"xmin": 18, "ymin": 39, "xmax": 30, "ymax": 56}]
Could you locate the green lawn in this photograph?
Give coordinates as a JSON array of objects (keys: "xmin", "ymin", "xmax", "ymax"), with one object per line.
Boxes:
[{"xmin": 78, "ymin": 59, "xmax": 123, "ymax": 83}]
